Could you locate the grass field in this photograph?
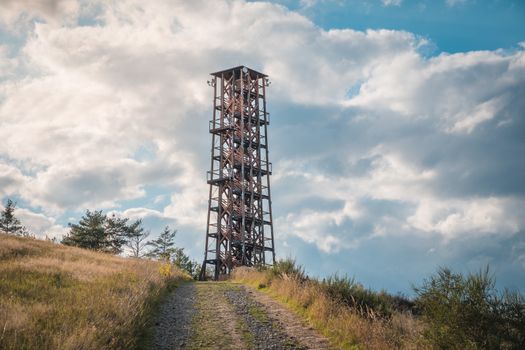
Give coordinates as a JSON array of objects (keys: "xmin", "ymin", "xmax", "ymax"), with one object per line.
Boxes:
[
  {"xmin": 0, "ymin": 233, "xmax": 189, "ymax": 350},
  {"xmin": 232, "ymin": 266, "xmax": 428, "ymax": 350}
]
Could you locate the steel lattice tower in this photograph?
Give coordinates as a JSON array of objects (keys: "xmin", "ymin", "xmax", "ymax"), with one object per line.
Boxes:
[{"xmin": 200, "ymin": 66, "xmax": 275, "ymax": 280}]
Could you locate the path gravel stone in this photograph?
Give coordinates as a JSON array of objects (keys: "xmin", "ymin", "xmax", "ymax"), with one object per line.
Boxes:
[
  {"xmin": 224, "ymin": 287, "xmax": 307, "ymax": 350},
  {"xmin": 150, "ymin": 282, "xmax": 331, "ymax": 349},
  {"xmin": 186, "ymin": 282, "xmax": 245, "ymax": 349},
  {"xmin": 243, "ymin": 285, "xmax": 333, "ymax": 350},
  {"xmin": 151, "ymin": 282, "xmax": 197, "ymax": 350}
]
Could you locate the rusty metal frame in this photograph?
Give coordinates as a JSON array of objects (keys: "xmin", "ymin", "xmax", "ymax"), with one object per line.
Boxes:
[{"xmin": 201, "ymin": 66, "xmax": 275, "ymax": 280}]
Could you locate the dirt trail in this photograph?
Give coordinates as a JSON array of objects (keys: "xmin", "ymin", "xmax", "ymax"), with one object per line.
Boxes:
[{"xmin": 152, "ymin": 282, "xmax": 332, "ymax": 350}]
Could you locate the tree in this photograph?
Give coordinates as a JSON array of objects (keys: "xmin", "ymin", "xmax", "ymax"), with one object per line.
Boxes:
[
  {"xmin": 104, "ymin": 214, "xmax": 129, "ymax": 254},
  {"xmin": 172, "ymin": 247, "xmax": 201, "ymax": 279},
  {"xmin": 62, "ymin": 210, "xmax": 106, "ymax": 250},
  {"xmin": 190, "ymin": 261, "xmax": 202, "ymax": 280},
  {"xmin": 124, "ymin": 219, "xmax": 150, "ymax": 258},
  {"xmin": 18, "ymin": 226, "xmax": 33, "ymax": 238},
  {"xmin": 147, "ymin": 226, "xmax": 177, "ymax": 261},
  {"xmin": 0, "ymin": 199, "xmax": 23, "ymax": 235},
  {"xmin": 61, "ymin": 210, "xmax": 129, "ymax": 253},
  {"xmin": 415, "ymin": 266, "xmax": 525, "ymax": 349}
]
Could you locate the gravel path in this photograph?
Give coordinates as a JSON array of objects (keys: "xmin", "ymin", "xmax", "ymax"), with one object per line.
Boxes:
[
  {"xmin": 224, "ymin": 287, "xmax": 307, "ymax": 350},
  {"xmin": 151, "ymin": 282, "xmax": 197, "ymax": 350},
  {"xmin": 243, "ymin": 286, "xmax": 332, "ymax": 349},
  {"xmin": 186, "ymin": 282, "xmax": 245, "ymax": 349},
  {"xmin": 150, "ymin": 282, "xmax": 331, "ymax": 350}
]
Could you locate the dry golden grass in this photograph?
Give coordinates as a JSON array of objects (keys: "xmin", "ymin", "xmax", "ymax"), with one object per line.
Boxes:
[
  {"xmin": 232, "ymin": 267, "xmax": 429, "ymax": 350},
  {"xmin": 0, "ymin": 233, "xmax": 190, "ymax": 350}
]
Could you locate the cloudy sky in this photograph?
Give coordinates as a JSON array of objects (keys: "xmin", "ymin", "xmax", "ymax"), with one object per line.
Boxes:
[{"xmin": 1, "ymin": 0, "xmax": 524, "ymax": 294}]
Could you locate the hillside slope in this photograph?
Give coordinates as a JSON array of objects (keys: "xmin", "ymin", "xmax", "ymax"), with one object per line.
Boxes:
[{"xmin": 0, "ymin": 234, "xmax": 188, "ymax": 350}]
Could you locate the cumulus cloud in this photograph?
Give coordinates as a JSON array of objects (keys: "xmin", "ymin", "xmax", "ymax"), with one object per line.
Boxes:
[
  {"xmin": 0, "ymin": 0, "xmax": 80, "ymax": 33},
  {"xmin": 407, "ymin": 197, "xmax": 522, "ymax": 239},
  {"xmin": 0, "ymin": 163, "xmax": 26, "ymax": 197},
  {"xmin": 111, "ymin": 207, "xmax": 177, "ymax": 236},
  {"xmin": 15, "ymin": 207, "xmax": 68, "ymax": 239},
  {"xmin": 272, "ymin": 137, "xmax": 525, "ymax": 251},
  {"xmin": 0, "ymin": 0, "xmax": 427, "ymax": 220},
  {"xmin": 346, "ymin": 50, "xmax": 525, "ymax": 134},
  {"xmin": 0, "ymin": 0, "xmax": 524, "ymax": 279},
  {"xmin": 277, "ymin": 199, "xmax": 362, "ymax": 253}
]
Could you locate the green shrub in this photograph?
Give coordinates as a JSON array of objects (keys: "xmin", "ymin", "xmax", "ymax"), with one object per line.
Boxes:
[
  {"xmin": 498, "ymin": 289, "xmax": 525, "ymax": 347},
  {"xmin": 270, "ymin": 258, "xmax": 307, "ymax": 282},
  {"xmin": 321, "ymin": 274, "xmax": 400, "ymax": 318},
  {"xmin": 415, "ymin": 266, "xmax": 525, "ymax": 349}
]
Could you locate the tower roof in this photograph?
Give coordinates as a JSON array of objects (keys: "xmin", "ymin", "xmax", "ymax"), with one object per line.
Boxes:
[{"xmin": 210, "ymin": 65, "xmax": 267, "ymax": 79}]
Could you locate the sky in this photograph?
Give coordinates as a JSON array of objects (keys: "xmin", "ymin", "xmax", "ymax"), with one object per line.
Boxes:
[{"xmin": 0, "ymin": 0, "xmax": 524, "ymax": 295}]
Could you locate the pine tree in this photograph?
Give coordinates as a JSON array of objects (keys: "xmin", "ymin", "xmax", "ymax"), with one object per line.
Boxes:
[
  {"xmin": 62, "ymin": 210, "xmax": 151, "ymax": 254},
  {"xmin": 0, "ymin": 199, "xmax": 23, "ymax": 235},
  {"xmin": 172, "ymin": 247, "xmax": 201, "ymax": 279},
  {"xmin": 62, "ymin": 210, "xmax": 131, "ymax": 253},
  {"xmin": 62, "ymin": 210, "xmax": 107, "ymax": 250},
  {"xmin": 173, "ymin": 247, "xmax": 190, "ymax": 270},
  {"xmin": 147, "ymin": 226, "xmax": 177, "ymax": 260},
  {"xmin": 124, "ymin": 219, "xmax": 150, "ymax": 258},
  {"xmin": 104, "ymin": 214, "xmax": 129, "ymax": 254}
]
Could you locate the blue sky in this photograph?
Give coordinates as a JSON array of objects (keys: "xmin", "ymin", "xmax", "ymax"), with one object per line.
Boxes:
[
  {"xmin": 0, "ymin": 0, "xmax": 524, "ymax": 295},
  {"xmin": 262, "ymin": 0, "xmax": 525, "ymax": 53}
]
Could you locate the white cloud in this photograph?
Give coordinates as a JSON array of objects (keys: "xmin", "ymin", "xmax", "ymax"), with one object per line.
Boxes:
[
  {"xmin": 407, "ymin": 197, "xmax": 522, "ymax": 240},
  {"xmin": 382, "ymin": 0, "xmax": 402, "ymax": 6},
  {"xmin": 346, "ymin": 50, "xmax": 525, "ymax": 134},
  {"xmin": 119, "ymin": 207, "xmax": 165, "ymax": 220},
  {"xmin": 15, "ymin": 208, "xmax": 68, "ymax": 239},
  {"xmin": 274, "ymin": 146, "xmax": 524, "ymax": 249},
  {"xmin": 447, "ymin": 96, "xmax": 506, "ymax": 134},
  {"xmin": 0, "ymin": 163, "xmax": 26, "ymax": 197},
  {"xmin": 0, "ymin": 0, "xmax": 80, "ymax": 33},
  {"xmin": 277, "ymin": 210, "xmax": 353, "ymax": 253},
  {"xmin": 0, "ymin": 0, "xmax": 523, "ymax": 258},
  {"xmin": 163, "ymin": 158, "xmax": 208, "ymax": 228},
  {"xmin": 0, "ymin": 0, "xmax": 425, "ymax": 220},
  {"xmin": 276, "ymin": 146, "xmax": 436, "ymax": 204},
  {"xmin": 361, "ymin": 146, "xmax": 437, "ymax": 200}
]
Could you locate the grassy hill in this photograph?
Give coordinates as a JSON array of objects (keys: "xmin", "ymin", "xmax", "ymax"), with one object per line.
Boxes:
[
  {"xmin": 0, "ymin": 233, "xmax": 189, "ymax": 350},
  {"xmin": 2, "ymin": 233, "xmax": 523, "ymax": 350},
  {"xmin": 232, "ymin": 260, "xmax": 525, "ymax": 350}
]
